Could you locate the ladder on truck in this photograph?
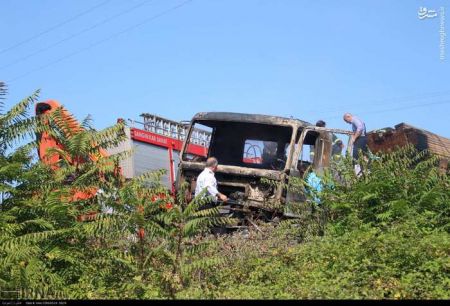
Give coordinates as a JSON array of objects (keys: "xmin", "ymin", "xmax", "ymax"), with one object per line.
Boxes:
[{"xmin": 140, "ymin": 113, "xmax": 211, "ymax": 147}]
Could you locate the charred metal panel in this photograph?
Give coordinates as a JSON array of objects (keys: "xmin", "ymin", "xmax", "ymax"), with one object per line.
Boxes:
[
  {"xmin": 192, "ymin": 112, "xmax": 311, "ymax": 127},
  {"xmin": 181, "ymin": 161, "xmax": 283, "ymax": 180},
  {"xmin": 396, "ymin": 123, "xmax": 450, "ymax": 158},
  {"xmin": 315, "ymin": 131, "xmax": 333, "ymax": 172},
  {"xmin": 368, "ymin": 123, "xmax": 450, "ymax": 160},
  {"xmin": 367, "ymin": 128, "xmax": 409, "ymax": 154}
]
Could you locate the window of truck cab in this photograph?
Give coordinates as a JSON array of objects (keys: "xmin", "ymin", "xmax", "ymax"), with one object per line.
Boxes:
[{"xmin": 182, "ymin": 120, "xmax": 293, "ymax": 170}]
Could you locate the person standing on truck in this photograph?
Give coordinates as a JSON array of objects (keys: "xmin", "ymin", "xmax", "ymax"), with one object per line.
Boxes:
[
  {"xmin": 312, "ymin": 120, "xmax": 340, "ymax": 161},
  {"xmin": 343, "ymin": 113, "xmax": 368, "ymax": 160},
  {"xmin": 195, "ymin": 157, "xmax": 228, "ymax": 203},
  {"xmin": 331, "ymin": 138, "xmax": 345, "ymax": 158},
  {"xmin": 315, "ymin": 120, "xmax": 326, "ymax": 128},
  {"xmin": 316, "ymin": 120, "xmax": 339, "ymax": 143}
]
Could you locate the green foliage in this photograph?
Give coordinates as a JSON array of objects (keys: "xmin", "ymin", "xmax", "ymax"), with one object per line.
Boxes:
[
  {"xmin": 177, "ymin": 146, "xmax": 449, "ymax": 299},
  {"xmin": 1, "ymin": 84, "xmax": 448, "ymax": 299},
  {"xmin": 147, "ymin": 184, "xmax": 232, "ymax": 298},
  {"xmin": 0, "ymin": 86, "xmax": 142, "ymax": 299},
  {"xmin": 0, "ymin": 85, "xmax": 231, "ymax": 299},
  {"xmin": 192, "ymin": 220, "xmax": 449, "ymax": 299},
  {"xmin": 319, "ymin": 146, "xmax": 449, "ymax": 235}
]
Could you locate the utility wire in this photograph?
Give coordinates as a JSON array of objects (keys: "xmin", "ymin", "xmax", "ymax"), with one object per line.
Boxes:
[
  {"xmin": 0, "ymin": 0, "xmax": 155, "ymax": 71},
  {"xmin": 0, "ymin": 0, "xmax": 111, "ymax": 55},
  {"xmin": 322, "ymin": 100, "xmax": 450, "ymax": 120},
  {"xmin": 7, "ymin": 0, "xmax": 193, "ymax": 83},
  {"xmin": 302, "ymin": 89, "xmax": 450, "ymax": 116}
]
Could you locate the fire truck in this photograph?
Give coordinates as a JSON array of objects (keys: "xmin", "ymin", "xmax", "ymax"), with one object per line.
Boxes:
[{"xmin": 110, "ymin": 113, "xmax": 211, "ymax": 193}]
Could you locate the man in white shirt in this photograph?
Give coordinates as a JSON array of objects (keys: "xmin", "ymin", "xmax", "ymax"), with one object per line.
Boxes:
[{"xmin": 194, "ymin": 157, "xmax": 228, "ymax": 202}]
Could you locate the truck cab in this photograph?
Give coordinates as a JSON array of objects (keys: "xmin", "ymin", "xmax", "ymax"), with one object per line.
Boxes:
[{"xmin": 176, "ymin": 112, "xmax": 353, "ymax": 219}]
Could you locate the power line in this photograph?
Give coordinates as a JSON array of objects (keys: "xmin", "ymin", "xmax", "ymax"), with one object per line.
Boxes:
[
  {"xmin": 0, "ymin": 0, "xmax": 111, "ymax": 55},
  {"xmin": 302, "ymin": 89, "xmax": 450, "ymax": 116},
  {"xmin": 321, "ymin": 100, "xmax": 450, "ymax": 120},
  {"xmin": 7, "ymin": 0, "xmax": 193, "ymax": 83},
  {"xmin": 0, "ymin": 0, "xmax": 155, "ymax": 71}
]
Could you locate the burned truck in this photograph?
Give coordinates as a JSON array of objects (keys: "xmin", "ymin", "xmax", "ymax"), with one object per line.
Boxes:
[{"xmin": 175, "ymin": 112, "xmax": 353, "ymax": 221}]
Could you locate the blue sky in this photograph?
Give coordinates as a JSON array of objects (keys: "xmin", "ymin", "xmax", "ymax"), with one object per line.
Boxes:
[{"xmin": 2, "ymin": 0, "xmax": 449, "ymax": 137}]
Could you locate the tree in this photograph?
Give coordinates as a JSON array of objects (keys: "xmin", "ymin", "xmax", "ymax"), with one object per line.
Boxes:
[
  {"xmin": 0, "ymin": 84, "xmax": 231, "ymax": 299},
  {"xmin": 150, "ymin": 185, "xmax": 231, "ymax": 299},
  {"xmin": 0, "ymin": 85, "xmax": 135, "ymax": 298}
]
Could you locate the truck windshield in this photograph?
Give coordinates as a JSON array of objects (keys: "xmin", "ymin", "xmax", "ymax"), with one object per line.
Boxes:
[{"xmin": 182, "ymin": 120, "xmax": 293, "ymax": 170}]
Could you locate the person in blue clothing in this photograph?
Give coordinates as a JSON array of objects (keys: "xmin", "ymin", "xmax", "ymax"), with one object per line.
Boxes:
[
  {"xmin": 343, "ymin": 113, "xmax": 368, "ymax": 160},
  {"xmin": 306, "ymin": 170, "xmax": 323, "ymax": 204}
]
